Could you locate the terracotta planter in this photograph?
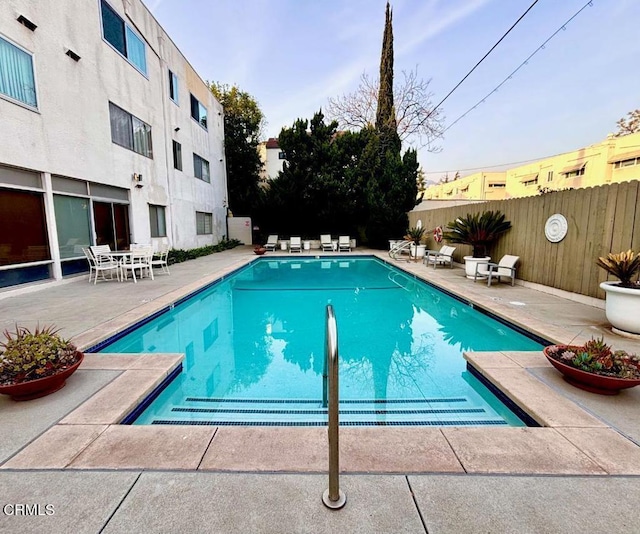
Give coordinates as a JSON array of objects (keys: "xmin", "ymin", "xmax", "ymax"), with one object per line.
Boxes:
[
  {"xmin": 543, "ymin": 346, "xmax": 640, "ymax": 395},
  {"xmin": 0, "ymin": 352, "xmax": 84, "ymax": 401},
  {"xmin": 253, "ymin": 247, "xmax": 267, "ymax": 256}
]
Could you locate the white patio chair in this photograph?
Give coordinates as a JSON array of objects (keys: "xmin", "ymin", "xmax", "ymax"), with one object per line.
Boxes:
[
  {"xmin": 320, "ymin": 234, "xmax": 333, "ymax": 252},
  {"xmin": 424, "ymin": 245, "xmax": 456, "ymax": 269},
  {"xmin": 120, "ymin": 247, "xmax": 154, "ymax": 283},
  {"xmin": 474, "ymin": 254, "xmax": 520, "ymax": 286},
  {"xmin": 83, "ymin": 247, "xmax": 119, "ymax": 284},
  {"xmin": 338, "ymin": 236, "xmax": 351, "ymax": 252},
  {"xmin": 289, "ymin": 237, "xmax": 302, "ymax": 253},
  {"xmin": 150, "ymin": 243, "xmax": 170, "ymax": 275},
  {"xmin": 264, "ymin": 235, "xmax": 278, "ymax": 251}
]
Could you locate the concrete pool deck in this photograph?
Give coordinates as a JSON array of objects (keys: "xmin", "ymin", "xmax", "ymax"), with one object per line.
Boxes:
[{"xmin": 1, "ymin": 246, "xmax": 639, "ymax": 533}]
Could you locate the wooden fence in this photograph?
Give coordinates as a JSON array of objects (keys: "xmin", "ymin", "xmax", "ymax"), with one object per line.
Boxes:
[{"xmin": 408, "ymin": 180, "xmax": 640, "ymax": 299}]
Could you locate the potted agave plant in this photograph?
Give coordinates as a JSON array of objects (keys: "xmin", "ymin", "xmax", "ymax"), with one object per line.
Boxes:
[
  {"xmin": 405, "ymin": 226, "xmax": 426, "ymax": 259},
  {"xmin": 596, "ymin": 250, "xmax": 640, "ymax": 336},
  {"xmin": 443, "ymin": 210, "xmax": 512, "ymax": 278},
  {"xmin": 0, "ymin": 325, "xmax": 84, "ymax": 401},
  {"xmin": 544, "ymin": 336, "xmax": 640, "ymax": 395}
]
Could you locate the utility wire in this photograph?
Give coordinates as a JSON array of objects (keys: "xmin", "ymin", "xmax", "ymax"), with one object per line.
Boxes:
[
  {"xmin": 444, "ymin": 0, "xmax": 595, "ymax": 133},
  {"xmin": 422, "ymin": 149, "xmax": 575, "ymax": 176},
  {"xmin": 422, "ymin": 0, "xmax": 541, "ymax": 126}
]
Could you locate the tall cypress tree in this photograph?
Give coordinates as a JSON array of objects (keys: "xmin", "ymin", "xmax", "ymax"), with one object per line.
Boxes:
[
  {"xmin": 363, "ymin": 1, "xmax": 418, "ymax": 248},
  {"xmin": 375, "ymin": 2, "xmax": 396, "ymax": 133}
]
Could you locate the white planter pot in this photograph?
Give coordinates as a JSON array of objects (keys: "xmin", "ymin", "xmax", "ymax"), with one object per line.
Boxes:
[
  {"xmin": 600, "ymin": 281, "xmax": 640, "ymax": 336},
  {"xmin": 463, "ymin": 256, "xmax": 491, "ymax": 279},
  {"xmin": 410, "ymin": 244, "xmax": 426, "ymax": 258}
]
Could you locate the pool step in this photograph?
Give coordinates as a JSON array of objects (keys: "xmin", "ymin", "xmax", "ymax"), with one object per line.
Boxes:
[{"xmin": 148, "ymin": 396, "xmax": 508, "ymax": 426}]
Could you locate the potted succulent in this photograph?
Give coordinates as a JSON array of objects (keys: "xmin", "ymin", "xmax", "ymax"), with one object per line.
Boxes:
[
  {"xmin": 544, "ymin": 336, "xmax": 640, "ymax": 395},
  {"xmin": 0, "ymin": 325, "xmax": 84, "ymax": 401},
  {"xmin": 443, "ymin": 210, "xmax": 512, "ymax": 278},
  {"xmin": 405, "ymin": 226, "xmax": 426, "ymax": 259},
  {"xmin": 596, "ymin": 250, "xmax": 640, "ymax": 336}
]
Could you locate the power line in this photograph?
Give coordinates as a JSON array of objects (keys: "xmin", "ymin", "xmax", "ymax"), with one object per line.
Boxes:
[
  {"xmin": 422, "ymin": 0, "xmax": 541, "ymax": 126},
  {"xmin": 422, "ymin": 150, "xmax": 571, "ymax": 176},
  {"xmin": 444, "ymin": 0, "xmax": 595, "ymax": 133}
]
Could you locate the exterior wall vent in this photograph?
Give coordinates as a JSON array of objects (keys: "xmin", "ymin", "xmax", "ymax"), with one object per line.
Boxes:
[
  {"xmin": 17, "ymin": 15, "xmax": 37, "ymax": 31},
  {"xmin": 66, "ymin": 49, "xmax": 81, "ymax": 62}
]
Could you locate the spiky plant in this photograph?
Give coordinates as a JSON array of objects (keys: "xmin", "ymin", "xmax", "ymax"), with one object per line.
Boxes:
[
  {"xmin": 443, "ymin": 210, "xmax": 512, "ymax": 258},
  {"xmin": 596, "ymin": 250, "xmax": 640, "ymax": 288},
  {"xmin": 404, "ymin": 226, "xmax": 426, "ymax": 245},
  {"xmin": 0, "ymin": 325, "xmax": 79, "ymax": 385}
]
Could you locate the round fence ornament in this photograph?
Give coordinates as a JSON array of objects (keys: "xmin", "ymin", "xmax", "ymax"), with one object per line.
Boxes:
[
  {"xmin": 545, "ymin": 214, "xmax": 568, "ymax": 243},
  {"xmin": 433, "ymin": 226, "xmax": 443, "ymax": 243}
]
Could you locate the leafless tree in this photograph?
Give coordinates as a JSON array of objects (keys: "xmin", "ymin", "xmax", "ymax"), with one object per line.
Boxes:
[
  {"xmin": 614, "ymin": 109, "xmax": 640, "ymax": 137},
  {"xmin": 326, "ymin": 67, "xmax": 445, "ymax": 151}
]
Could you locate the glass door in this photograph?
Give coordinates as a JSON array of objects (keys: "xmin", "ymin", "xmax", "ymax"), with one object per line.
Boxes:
[{"xmin": 93, "ymin": 201, "xmax": 130, "ymax": 250}]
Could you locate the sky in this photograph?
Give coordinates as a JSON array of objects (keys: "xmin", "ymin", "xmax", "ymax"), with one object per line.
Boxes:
[{"xmin": 146, "ymin": 0, "xmax": 640, "ymax": 182}]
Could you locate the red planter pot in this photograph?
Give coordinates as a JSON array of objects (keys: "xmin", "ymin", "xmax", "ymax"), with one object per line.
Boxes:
[
  {"xmin": 254, "ymin": 248, "xmax": 267, "ymax": 256},
  {"xmin": 543, "ymin": 346, "xmax": 640, "ymax": 395},
  {"xmin": 0, "ymin": 352, "xmax": 84, "ymax": 401}
]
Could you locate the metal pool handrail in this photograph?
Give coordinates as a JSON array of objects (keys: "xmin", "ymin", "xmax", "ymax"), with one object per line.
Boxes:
[{"xmin": 322, "ymin": 304, "xmax": 346, "ymax": 510}]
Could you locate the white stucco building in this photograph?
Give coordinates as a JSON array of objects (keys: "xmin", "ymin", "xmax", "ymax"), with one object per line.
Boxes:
[
  {"xmin": 258, "ymin": 137, "xmax": 285, "ymax": 183},
  {"xmin": 0, "ymin": 0, "xmax": 228, "ymax": 289}
]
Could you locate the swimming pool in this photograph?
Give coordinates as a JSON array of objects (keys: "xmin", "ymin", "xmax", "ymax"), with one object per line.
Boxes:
[{"xmin": 99, "ymin": 257, "xmax": 543, "ymax": 426}]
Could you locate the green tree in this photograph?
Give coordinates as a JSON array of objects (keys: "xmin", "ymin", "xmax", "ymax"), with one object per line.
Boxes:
[
  {"xmin": 362, "ymin": 1, "xmax": 419, "ymax": 247},
  {"xmin": 210, "ymin": 83, "xmax": 265, "ymax": 217}
]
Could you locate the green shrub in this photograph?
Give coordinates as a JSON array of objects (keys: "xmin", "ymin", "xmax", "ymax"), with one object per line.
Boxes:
[{"xmin": 167, "ymin": 239, "xmax": 241, "ymax": 265}]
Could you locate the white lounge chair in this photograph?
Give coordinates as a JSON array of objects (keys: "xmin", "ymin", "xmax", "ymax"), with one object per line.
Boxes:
[
  {"xmin": 289, "ymin": 236, "xmax": 302, "ymax": 253},
  {"xmin": 338, "ymin": 236, "xmax": 351, "ymax": 252},
  {"xmin": 424, "ymin": 245, "xmax": 456, "ymax": 269},
  {"xmin": 264, "ymin": 235, "xmax": 278, "ymax": 251},
  {"xmin": 320, "ymin": 234, "xmax": 333, "ymax": 252},
  {"xmin": 474, "ymin": 254, "xmax": 520, "ymax": 286}
]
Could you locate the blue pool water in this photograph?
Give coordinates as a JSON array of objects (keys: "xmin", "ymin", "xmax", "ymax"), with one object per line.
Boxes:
[{"xmin": 100, "ymin": 257, "xmax": 542, "ymax": 426}]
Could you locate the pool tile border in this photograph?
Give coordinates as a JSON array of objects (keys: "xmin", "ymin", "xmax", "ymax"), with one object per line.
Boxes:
[{"xmin": 3, "ymin": 251, "xmax": 639, "ymax": 474}]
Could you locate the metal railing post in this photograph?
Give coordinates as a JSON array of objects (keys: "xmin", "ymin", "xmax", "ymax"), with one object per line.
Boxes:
[{"xmin": 322, "ymin": 305, "xmax": 346, "ymax": 509}]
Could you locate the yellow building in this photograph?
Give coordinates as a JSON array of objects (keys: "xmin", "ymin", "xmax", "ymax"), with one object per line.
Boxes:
[
  {"xmin": 423, "ymin": 172, "xmax": 507, "ymax": 201},
  {"xmin": 423, "ymin": 131, "xmax": 640, "ymax": 200}
]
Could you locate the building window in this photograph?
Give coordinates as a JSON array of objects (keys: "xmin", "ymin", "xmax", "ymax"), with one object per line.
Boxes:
[
  {"xmin": 190, "ymin": 94, "xmax": 207, "ymax": 129},
  {"xmin": 614, "ymin": 158, "xmax": 639, "ymax": 169},
  {"xmin": 193, "ymin": 153, "xmax": 210, "ymax": 182},
  {"xmin": 172, "ymin": 140, "xmax": 182, "ymax": 170},
  {"xmin": 196, "ymin": 211, "xmax": 213, "ymax": 235},
  {"xmin": 278, "ymin": 151, "xmax": 286, "ymax": 160},
  {"xmin": 523, "ymin": 177, "xmax": 538, "ymax": 187},
  {"xmin": 0, "ymin": 35, "xmax": 37, "ymax": 108},
  {"xmin": 100, "ymin": 0, "xmax": 147, "ymax": 75},
  {"xmin": 53, "ymin": 195, "xmax": 91, "ymax": 259},
  {"xmin": 149, "ymin": 205, "xmax": 167, "ymax": 238},
  {"xmin": 109, "ymin": 102, "xmax": 153, "ymax": 158},
  {"xmin": 564, "ymin": 167, "xmax": 585, "ymax": 178},
  {"xmin": 169, "ymin": 70, "xmax": 178, "ymax": 104},
  {"xmin": 0, "ymin": 188, "xmax": 50, "ymax": 267},
  {"xmin": 547, "ymin": 171, "xmax": 553, "ymax": 182}
]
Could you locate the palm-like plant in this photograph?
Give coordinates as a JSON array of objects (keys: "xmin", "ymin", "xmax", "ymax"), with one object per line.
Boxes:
[
  {"xmin": 443, "ymin": 211, "xmax": 512, "ymax": 258},
  {"xmin": 596, "ymin": 250, "xmax": 640, "ymax": 288},
  {"xmin": 404, "ymin": 226, "xmax": 426, "ymax": 246}
]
